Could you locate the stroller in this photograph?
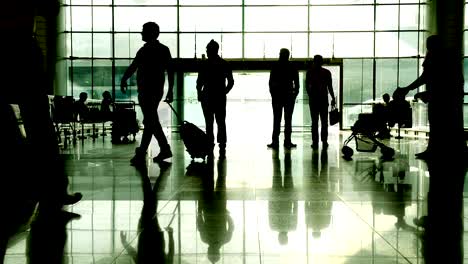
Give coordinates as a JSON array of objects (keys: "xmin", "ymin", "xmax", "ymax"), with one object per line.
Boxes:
[{"xmin": 341, "ymin": 110, "xmax": 396, "ymax": 160}]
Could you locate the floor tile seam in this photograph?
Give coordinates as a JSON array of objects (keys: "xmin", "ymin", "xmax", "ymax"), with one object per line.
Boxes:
[{"xmin": 335, "ymin": 193, "xmax": 414, "ymax": 264}]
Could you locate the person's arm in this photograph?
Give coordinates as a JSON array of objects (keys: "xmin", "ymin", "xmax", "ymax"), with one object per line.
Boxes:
[
  {"xmin": 225, "ymin": 64, "xmax": 234, "ymax": 94},
  {"xmin": 327, "ymin": 71, "xmax": 336, "ymax": 106},
  {"xmin": 196, "ymin": 67, "xmax": 204, "ymax": 102},
  {"xmin": 397, "ymin": 71, "xmax": 427, "ymax": 97},
  {"xmin": 292, "ymin": 68, "xmax": 299, "ymax": 97},
  {"xmin": 269, "ymin": 69, "xmax": 275, "ymax": 96},
  {"xmin": 120, "ymin": 51, "xmax": 140, "ymax": 94},
  {"xmin": 165, "ymin": 49, "xmax": 175, "ymax": 103}
]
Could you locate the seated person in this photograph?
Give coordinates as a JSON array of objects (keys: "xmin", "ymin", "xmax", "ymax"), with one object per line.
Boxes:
[
  {"xmin": 388, "ymin": 90, "xmax": 412, "ymax": 128},
  {"xmin": 100, "ymin": 91, "xmax": 113, "ymax": 121},
  {"xmin": 74, "ymin": 92, "xmax": 89, "ymax": 122},
  {"xmin": 372, "ymin": 93, "xmax": 392, "ymax": 139}
]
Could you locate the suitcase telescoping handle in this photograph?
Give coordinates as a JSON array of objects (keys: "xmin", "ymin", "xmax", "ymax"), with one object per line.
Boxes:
[{"xmin": 165, "ymin": 102, "xmax": 184, "ymax": 124}]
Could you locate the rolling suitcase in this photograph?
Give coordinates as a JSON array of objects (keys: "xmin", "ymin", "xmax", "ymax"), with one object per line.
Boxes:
[{"xmin": 166, "ymin": 103, "xmax": 210, "ymax": 160}]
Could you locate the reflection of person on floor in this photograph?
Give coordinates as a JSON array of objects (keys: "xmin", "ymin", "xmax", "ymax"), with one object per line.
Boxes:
[
  {"xmin": 120, "ymin": 161, "xmax": 174, "ymax": 264},
  {"xmin": 305, "ymin": 149, "xmax": 332, "ymax": 239},
  {"xmin": 269, "ymin": 152, "xmax": 297, "ymax": 245},
  {"xmin": 197, "ymin": 158, "xmax": 233, "ymax": 263}
]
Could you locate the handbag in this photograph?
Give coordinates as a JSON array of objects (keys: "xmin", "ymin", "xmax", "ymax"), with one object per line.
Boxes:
[{"xmin": 329, "ymin": 105, "xmax": 340, "ymax": 126}]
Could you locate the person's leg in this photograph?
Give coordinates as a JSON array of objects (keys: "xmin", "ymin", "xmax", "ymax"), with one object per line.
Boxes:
[
  {"xmin": 309, "ymin": 103, "xmax": 319, "ymax": 148},
  {"xmin": 152, "ymin": 98, "xmax": 172, "ymax": 162},
  {"xmin": 202, "ymin": 100, "xmax": 215, "ymax": 151},
  {"xmin": 284, "ymin": 97, "xmax": 296, "ymax": 148},
  {"xmin": 319, "ymin": 104, "xmax": 329, "ymax": 147},
  {"xmin": 214, "ymin": 99, "xmax": 227, "ymax": 156},
  {"xmin": 269, "ymin": 97, "xmax": 282, "ymax": 148}
]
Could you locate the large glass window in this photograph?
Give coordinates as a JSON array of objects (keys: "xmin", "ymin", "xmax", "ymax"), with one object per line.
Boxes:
[{"xmin": 60, "ymin": 1, "xmax": 428, "ymax": 129}]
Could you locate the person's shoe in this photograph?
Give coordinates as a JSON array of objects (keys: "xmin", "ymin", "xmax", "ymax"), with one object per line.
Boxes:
[
  {"xmin": 311, "ymin": 143, "xmax": 319, "ymax": 149},
  {"xmin": 219, "ymin": 148, "xmax": 226, "ymax": 159},
  {"xmin": 267, "ymin": 143, "xmax": 279, "ymax": 150},
  {"xmin": 63, "ymin": 192, "xmax": 83, "ymax": 205},
  {"xmin": 153, "ymin": 148, "xmax": 173, "ymax": 162},
  {"xmin": 284, "ymin": 142, "xmax": 297, "ymax": 149}
]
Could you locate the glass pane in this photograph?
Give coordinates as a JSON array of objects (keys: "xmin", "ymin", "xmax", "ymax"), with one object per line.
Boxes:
[
  {"xmin": 92, "ymin": 60, "xmax": 113, "ymax": 100},
  {"xmin": 114, "ymin": 33, "xmax": 177, "ymax": 59},
  {"xmin": 245, "ymin": 7, "xmax": 308, "ymax": 32},
  {"xmin": 310, "ymin": 33, "xmax": 334, "ymax": 58},
  {"xmin": 400, "ymin": 5, "xmax": 419, "ymax": 30},
  {"xmin": 375, "ymin": 32, "xmax": 398, "ymax": 57},
  {"xmin": 334, "ymin": 33, "xmax": 374, "ymax": 58},
  {"xmin": 376, "ymin": 59, "xmax": 398, "ymax": 98},
  {"xmin": 244, "ymin": 33, "xmax": 308, "ymax": 59},
  {"xmin": 399, "ymin": 32, "xmax": 418, "ymax": 57},
  {"xmin": 180, "ymin": 7, "xmax": 242, "ymax": 32},
  {"xmin": 70, "ymin": 60, "xmax": 92, "ymax": 98},
  {"xmin": 93, "ymin": 0, "xmax": 112, "ymax": 4},
  {"xmin": 464, "ymin": 58, "xmax": 468, "ymax": 93},
  {"xmin": 114, "ymin": 0, "xmax": 176, "ymax": 5},
  {"xmin": 180, "ymin": 0, "xmax": 241, "ymax": 4},
  {"xmin": 376, "ymin": 5, "xmax": 398, "ymax": 31},
  {"xmin": 246, "ymin": 0, "xmax": 307, "ymax": 4},
  {"xmin": 72, "ymin": 33, "xmax": 92, "ymax": 57},
  {"xmin": 93, "ymin": 7, "xmax": 112, "ymax": 31},
  {"xmin": 398, "ymin": 58, "xmax": 418, "ymax": 88},
  {"xmin": 179, "ymin": 33, "xmax": 242, "ymax": 59},
  {"xmin": 343, "ymin": 59, "xmax": 373, "ymax": 104},
  {"xmin": 310, "ymin": 6, "xmax": 374, "ymax": 31},
  {"xmin": 114, "ymin": 7, "xmax": 177, "ymax": 32},
  {"xmin": 93, "ymin": 34, "xmax": 112, "ymax": 58},
  {"xmin": 115, "ymin": 60, "xmax": 138, "ymax": 101},
  {"xmin": 311, "ymin": 0, "xmax": 373, "ymax": 3},
  {"xmin": 71, "ymin": 6, "xmax": 92, "ymax": 31},
  {"xmin": 115, "ymin": 33, "xmax": 144, "ymax": 58},
  {"xmin": 62, "ymin": 6, "xmax": 71, "ymax": 32},
  {"xmin": 70, "ymin": 0, "xmax": 91, "ymax": 4}
]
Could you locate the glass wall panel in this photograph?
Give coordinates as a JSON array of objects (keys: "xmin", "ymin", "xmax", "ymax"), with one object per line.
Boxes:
[
  {"xmin": 419, "ymin": 5, "xmax": 428, "ymax": 31},
  {"xmin": 245, "ymin": 7, "xmax": 308, "ymax": 32},
  {"xmin": 114, "ymin": 7, "xmax": 177, "ymax": 32},
  {"xmin": 179, "ymin": 33, "xmax": 243, "ymax": 59},
  {"xmin": 180, "ymin": 0, "xmax": 241, "ymax": 5},
  {"xmin": 400, "ymin": 5, "xmax": 419, "ymax": 30},
  {"xmin": 333, "ymin": 33, "xmax": 374, "ymax": 58},
  {"xmin": 309, "ymin": 6, "xmax": 374, "ymax": 32},
  {"xmin": 71, "ymin": 6, "xmax": 92, "ymax": 31},
  {"xmin": 375, "ymin": 32, "xmax": 399, "ymax": 57},
  {"xmin": 399, "ymin": 31, "xmax": 419, "ymax": 57},
  {"xmin": 93, "ymin": 34, "xmax": 112, "ymax": 58},
  {"xmin": 115, "ymin": 0, "xmax": 175, "ymax": 4},
  {"xmin": 398, "ymin": 58, "xmax": 418, "ymax": 88},
  {"xmin": 179, "ymin": 7, "xmax": 242, "ymax": 32},
  {"xmin": 309, "ymin": 33, "xmax": 334, "ymax": 59},
  {"xmin": 114, "ymin": 33, "xmax": 143, "ymax": 58},
  {"xmin": 92, "ymin": 60, "xmax": 113, "ymax": 100},
  {"xmin": 342, "ymin": 105, "xmax": 372, "ymax": 128},
  {"xmin": 464, "ymin": 58, "xmax": 468, "ymax": 93},
  {"xmin": 376, "ymin": 5, "xmax": 398, "ymax": 31},
  {"xmin": 72, "ymin": 33, "xmax": 92, "ymax": 57},
  {"xmin": 244, "ymin": 33, "xmax": 308, "ymax": 59},
  {"xmin": 343, "ymin": 59, "xmax": 373, "ymax": 104},
  {"xmin": 69, "ymin": 60, "xmax": 92, "ymax": 98},
  {"xmin": 375, "ymin": 59, "xmax": 398, "ymax": 98},
  {"xmin": 92, "ymin": 7, "xmax": 112, "ymax": 32},
  {"xmin": 311, "ymin": 0, "xmax": 373, "ymax": 3}
]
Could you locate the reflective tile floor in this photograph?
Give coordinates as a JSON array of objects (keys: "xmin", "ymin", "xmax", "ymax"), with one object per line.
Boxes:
[{"xmin": 2, "ymin": 128, "xmax": 467, "ymax": 263}]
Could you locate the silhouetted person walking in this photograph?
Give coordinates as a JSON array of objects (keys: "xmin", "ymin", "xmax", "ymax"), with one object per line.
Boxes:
[
  {"xmin": 121, "ymin": 22, "xmax": 174, "ymax": 165},
  {"xmin": 269, "ymin": 152, "xmax": 297, "ymax": 245},
  {"xmin": 268, "ymin": 48, "xmax": 300, "ymax": 150},
  {"xmin": 196, "ymin": 40, "xmax": 234, "ymax": 158},
  {"xmin": 0, "ymin": 1, "xmax": 82, "ymax": 215},
  {"xmin": 306, "ymin": 55, "xmax": 336, "ymax": 149}
]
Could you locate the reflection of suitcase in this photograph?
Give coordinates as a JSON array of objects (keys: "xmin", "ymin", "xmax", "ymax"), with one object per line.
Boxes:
[
  {"xmin": 112, "ymin": 101, "xmax": 139, "ymax": 143},
  {"xmin": 167, "ymin": 103, "xmax": 210, "ymax": 160}
]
